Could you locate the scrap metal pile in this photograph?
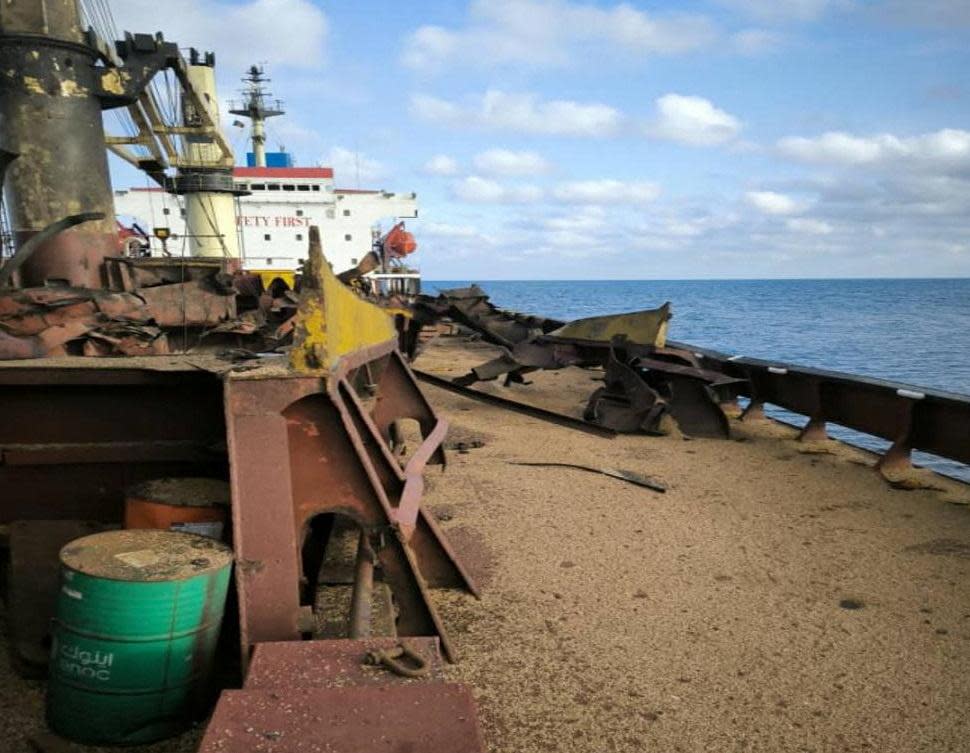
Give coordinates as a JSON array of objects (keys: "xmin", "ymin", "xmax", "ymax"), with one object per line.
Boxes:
[
  {"xmin": 412, "ymin": 285, "xmax": 746, "ymax": 439},
  {"xmin": 0, "ymin": 3, "xmax": 485, "ymax": 746},
  {"xmin": 0, "ymin": 256, "xmax": 301, "ymax": 359},
  {"xmin": 1, "ymin": 228, "xmax": 486, "ymax": 751}
]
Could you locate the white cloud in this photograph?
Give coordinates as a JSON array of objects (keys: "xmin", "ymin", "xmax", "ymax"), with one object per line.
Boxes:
[
  {"xmin": 786, "ymin": 218, "xmax": 833, "ymax": 234},
  {"xmin": 731, "ymin": 29, "xmax": 786, "ymax": 55},
  {"xmin": 746, "ymin": 190, "xmax": 801, "ymax": 215},
  {"xmin": 409, "ymin": 94, "xmax": 462, "ymax": 123},
  {"xmin": 411, "ymin": 91, "xmax": 622, "ymax": 137},
  {"xmin": 401, "ymin": 0, "xmax": 715, "ymax": 71},
  {"xmin": 552, "ymin": 180, "xmax": 661, "ymax": 205},
  {"xmin": 110, "ymin": 0, "xmax": 328, "ymax": 71},
  {"xmin": 473, "ymin": 149, "xmax": 552, "ymax": 176},
  {"xmin": 423, "ymin": 154, "xmax": 459, "ymax": 176},
  {"xmin": 326, "ymin": 146, "xmax": 385, "ymax": 185},
  {"xmin": 649, "ymin": 94, "xmax": 742, "ymax": 146},
  {"xmin": 776, "ymin": 129, "xmax": 970, "ymax": 171},
  {"xmin": 423, "ymin": 179, "xmax": 970, "ymax": 278},
  {"xmin": 544, "ymin": 207, "xmax": 607, "ymax": 232},
  {"xmin": 421, "ymin": 222, "xmax": 482, "ymax": 238},
  {"xmin": 716, "ymin": 0, "xmax": 841, "ymax": 23},
  {"xmin": 401, "ymin": 26, "xmax": 461, "ymax": 70},
  {"xmin": 412, "ymin": 91, "xmax": 743, "ymax": 146},
  {"xmin": 544, "ymin": 229, "xmax": 604, "ymax": 249},
  {"xmin": 452, "ymin": 176, "xmax": 544, "ymax": 204}
]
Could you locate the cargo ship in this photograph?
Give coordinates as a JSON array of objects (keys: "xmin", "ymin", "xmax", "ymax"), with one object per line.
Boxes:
[
  {"xmin": 112, "ymin": 65, "xmax": 421, "ymax": 294},
  {"xmin": 0, "ymin": 2, "xmax": 968, "ymax": 752}
]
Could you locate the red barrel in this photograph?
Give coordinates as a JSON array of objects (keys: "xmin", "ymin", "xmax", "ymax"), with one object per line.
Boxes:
[{"xmin": 124, "ymin": 477, "xmax": 229, "ymax": 541}]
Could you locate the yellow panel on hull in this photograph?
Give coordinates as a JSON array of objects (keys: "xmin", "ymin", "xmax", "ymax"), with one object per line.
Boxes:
[
  {"xmin": 290, "ymin": 226, "xmax": 397, "ymax": 373},
  {"xmin": 547, "ymin": 302, "xmax": 672, "ymax": 347},
  {"xmin": 250, "ymin": 269, "xmax": 297, "ymax": 290}
]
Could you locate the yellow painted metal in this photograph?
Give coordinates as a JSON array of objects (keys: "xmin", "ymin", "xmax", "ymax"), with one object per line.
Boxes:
[
  {"xmin": 547, "ymin": 302, "xmax": 671, "ymax": 347},
  {"xmin": 250, "ymin": 269, "xmax": 297, "ymax": 289},
  {"xmin": 290, "ymin": 226, "xmax": 397, "ymax": 373},
  {"xmin": 182, "ymin": 65, "xmax": 239, "ymax": 260},
  {"xmin": 384, "ymin": 306, "xmax": 413, "ymax": 320}
]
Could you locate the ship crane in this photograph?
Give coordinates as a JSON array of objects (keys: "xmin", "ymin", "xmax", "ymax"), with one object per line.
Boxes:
[
  {"xmin": 0, "ymin": 0, "xmax": 247, "ymax": 284},
  {"xmin": 105, "ymin": 46, "xmax": 245, "ymax": 261}
]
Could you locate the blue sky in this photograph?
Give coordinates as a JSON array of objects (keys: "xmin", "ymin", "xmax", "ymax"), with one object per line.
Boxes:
[{"xmin": 109, "ymin": 0, "xmax": 970, "ymax": 279}]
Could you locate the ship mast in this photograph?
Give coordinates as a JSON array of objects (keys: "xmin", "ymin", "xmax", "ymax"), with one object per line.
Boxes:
[{"xmin": 228, "ymin": 66, "xmax": 284, "ymax": 168}]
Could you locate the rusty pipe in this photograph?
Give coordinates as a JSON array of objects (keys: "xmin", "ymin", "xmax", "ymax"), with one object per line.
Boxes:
[{"xmin": 348, "ymin": 531, "xmax": 375, "ymax": 638}]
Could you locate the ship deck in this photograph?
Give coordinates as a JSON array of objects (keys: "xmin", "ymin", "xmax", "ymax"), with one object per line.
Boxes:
[
  {"xmin": 2, "ymin": 333, "xmax": 970, "ymax": 752},
  {"xmin": 421, "ymin": 334, "xmax": 970, "ymax": 753}
]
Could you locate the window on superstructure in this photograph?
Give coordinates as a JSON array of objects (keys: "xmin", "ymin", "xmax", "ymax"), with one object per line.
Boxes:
[
  {"xmin": 311, "ymin": 185, "xmax": 320, "ymax": 191},
  {"xmin": 283, "ymin": 184, "xmax": 295, "ymax": 191},
  {"xmin": 251, "ymin": 184, "xmax": 265, "ymax": 190},
  {"xmin": 351, "ymin": 257, "xmax": 358, "ymax": 265},
  {"xmin": 268, "ymin": 184, "xmax": 281, "ymax": 191},
  {"xmin": 297, "ymin": 185, "xmax": 310, "ymax": 191},
  {"xmin": 296, "ymin": 209, "xmax": 304, "ymax": 217},
  {"xmin": 296, "ymin": 234, "xmax": 303, "ymax": 241},
  {"xmin": 264, "ymin": 234, "xmax": 271, "ymax": 241},
  {"xmin": 163, "ymin": 208, "xmax": 170, "ymax": 215},
  {"xmin": 326, "ymin": 208, "xmax": 335, "ymax": 219},
  {"xmin": 265, "ymin": 258, "xmax": 272, "ymax": 265},
  {"xmin": 180, "ymin": 209, "xmax": 185, "ymax": 217},
  {"xmin": 344, "ymin": 234, "xmax": 352, "ymax": 241},
  {"xmin": 343, "ymin": 209, "xmax": 351, "ymax": 217}
]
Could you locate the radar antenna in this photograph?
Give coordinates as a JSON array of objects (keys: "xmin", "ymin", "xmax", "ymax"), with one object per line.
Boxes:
[{"xmin": 228, "ymin": 65, "xmax": 285, "ymax": 168}]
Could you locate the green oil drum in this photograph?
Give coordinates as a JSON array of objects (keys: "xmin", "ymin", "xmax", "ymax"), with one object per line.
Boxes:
[{"xmin": 47, "ymin": 529, "xmax": 233, "ymax": 745}]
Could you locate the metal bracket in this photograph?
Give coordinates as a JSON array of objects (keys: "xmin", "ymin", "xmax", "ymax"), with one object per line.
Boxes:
[{"xmin": 225, "ymin": 343, "xmax": 476, "ymax": 668}]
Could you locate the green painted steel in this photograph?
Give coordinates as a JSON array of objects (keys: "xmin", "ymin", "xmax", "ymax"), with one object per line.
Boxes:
[{"xmin": 47, "ymin": 529, "xmax": 233, "ymax": 745}]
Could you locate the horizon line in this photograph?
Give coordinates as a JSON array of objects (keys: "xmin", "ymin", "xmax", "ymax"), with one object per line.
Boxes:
[{"xmin": 423, "ymin": 276, "xmax": 970, "ymax": 283}]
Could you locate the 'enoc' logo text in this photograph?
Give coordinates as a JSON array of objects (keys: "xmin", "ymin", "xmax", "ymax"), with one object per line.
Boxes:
[{"xmin": 58, "ymin": 643, "xmax": 114, "ymax": 682}]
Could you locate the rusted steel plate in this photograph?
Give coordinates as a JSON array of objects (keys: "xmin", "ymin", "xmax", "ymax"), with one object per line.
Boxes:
[
  {"xmin": 0, "ymin": 440, "xmax": 214, "ymax": 465},
  {"xmin": 225, "ymin": 359, "xmax": 473, "ymax": 667},
  {"xmin": 138, "ymin": 279, "xmax": 236, "ymax": 327},
  {"xmin": 199, "ymin": 683, "xmax": 485, "ymax": 753},
  {"xmin": 414, "ymin": 368, "xmax": 617, "ymax": 438},
  {"xmin": 0, "ymin": 463, "xmax": 225, "ymax": 524},
  {"xmin": 0, "ymin": 365, "xmax": 226, "ymax": 523},
  {"xmin": 0, "ymin": 212, "xmax": 107, "ymax": 288},
  {"xmin": 244, "ymin": 638, "xmax": 443, "ymax": 689},
  {"xmin": 15, "ymin": 229, "xmax": 118, "ymax": 290},
  {"xmin": 224, "ymin": 377, "xmax": 310, "ymax": 656}
]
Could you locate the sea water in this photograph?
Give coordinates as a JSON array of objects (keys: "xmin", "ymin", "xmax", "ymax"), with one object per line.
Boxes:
[{"xmin": 427, "ymin": 278, "xmax": 970, "ymax": 482}]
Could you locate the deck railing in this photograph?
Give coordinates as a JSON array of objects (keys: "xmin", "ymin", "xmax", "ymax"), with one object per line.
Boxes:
[{"xmin": 671, "ymin": 340, "xmax": 970, "ymax": 479}]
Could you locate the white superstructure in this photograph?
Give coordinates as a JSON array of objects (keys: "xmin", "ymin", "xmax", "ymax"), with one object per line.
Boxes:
[
  {"xmin": 113, "ymin": 166, "xmax": 418, "ymax": 277},
  {"xmin": 113, "ymin": 63, "xmax": 419, "ymax": 286}
]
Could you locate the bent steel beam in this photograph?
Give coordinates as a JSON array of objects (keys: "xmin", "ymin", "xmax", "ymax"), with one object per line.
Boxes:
[
  {"xmin": 0, "ymin": 212, "xmax": 106, "ymax": 288},
  {"xmin": 227, "ymin": 229, "xmax": 475, "ymax": 668},
  {"xmin": 224, "ymin": 346, "xmax": 475, "ymax": 667}
]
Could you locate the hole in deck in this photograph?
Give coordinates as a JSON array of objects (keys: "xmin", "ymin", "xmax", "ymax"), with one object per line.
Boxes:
[{"xmin": 299, "ymin": 514, "xmax": 397, "ymax": 640}]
